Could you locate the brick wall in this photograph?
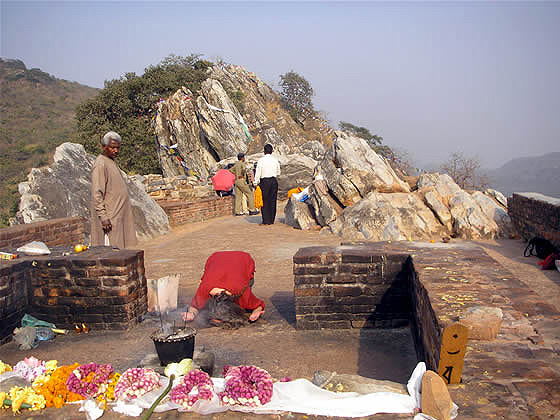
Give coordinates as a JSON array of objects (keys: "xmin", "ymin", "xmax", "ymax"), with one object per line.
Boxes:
[
  {"xmin": 407, "ymin": 259, "xmax": 441, "ymax": 371},
  {"xmin": 0, "ymin": 217, "xmax": 86, "ymax": 251},
  {"xmin": 0, "ymin": 261, "xmax": 30, "ymax": 344},
  {"xmin": 508, "ymin": 193, "xmax": 560, "ymax": 249},
  {"xmin": 293, "ymin": 243, "xmax": 443, "ymax": 371},
  {"xmin": 293, "ymin": 245, "xmax": 411, "ymax": 330},
  {"xmin": 159, "ymin": 196, "xmax": 234, "ymax": 227},
  {"xmin": 0, "ymin": 246, "xmax": 147, "ymax": 343}
]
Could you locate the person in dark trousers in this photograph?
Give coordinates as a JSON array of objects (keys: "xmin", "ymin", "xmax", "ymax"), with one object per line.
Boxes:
[{"xmin": 254, "ymin": 144, "xmax": 280, "ymax": 225}]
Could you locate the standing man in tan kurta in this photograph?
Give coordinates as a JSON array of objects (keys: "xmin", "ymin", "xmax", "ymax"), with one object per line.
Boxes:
[
  {"xmin": 229, "ymin": 153, "xmax": 258, "ymax": 216},
  {"xmin": 90, "ymin": 131, "xmax": 137, "ymax": 249}
]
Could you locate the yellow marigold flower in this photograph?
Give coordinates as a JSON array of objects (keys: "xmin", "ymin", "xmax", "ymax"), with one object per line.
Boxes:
[
  {"xmin": 9, "ymin": 386, "xmax": 25, "ymax": 414},
  {"xmin": 0, "ymin": 391, "xmax": 7, "ymax": 408},
  {"xmin": 28, "ymin": 393, "xmax": 46, "ymax": 411},
  {"xmin": 45, "ymin": 360, "xmax": 57, "ymax": 372},
  {"xmin": 32, "ymin": 373, "xmax": 50, "ymax": 389},
  {"xmin": 0, "ymin": 361, "xmax": 12, "ymax": 375}
]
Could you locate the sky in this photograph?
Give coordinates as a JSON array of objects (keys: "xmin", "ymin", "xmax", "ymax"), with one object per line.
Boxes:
[{"xmin": 1, "ymin": 1, "xmax": 559, "ymax": 170}]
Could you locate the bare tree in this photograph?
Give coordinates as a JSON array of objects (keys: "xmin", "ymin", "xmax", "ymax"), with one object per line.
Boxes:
[{"xmin": 440, "ymin": 152, "xmax": 489, "ymax": 190}]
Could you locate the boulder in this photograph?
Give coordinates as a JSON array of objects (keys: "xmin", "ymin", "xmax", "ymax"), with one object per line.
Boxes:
[
  {"xmin": 459, "ymin": 306, "xmax": 503, "ymax": 341},
  {"xmin": 307, "ymin": 179, "xmax": 342, "ymax": 227},
  {"xmin": 417, "ymin": 173, "xmax": 462, "ymax": 204},
  {"xmin": 421, "ymin": 370, "xmax": 454, "ymax": 420},
  {"xmin": 334, "ymin": 192, "xmax": 445, "ymax": 241},
  {"xmin": 318, "ymin": 132, "xmax": 410, "ymax": 206},
  {"xmin": 154, "ymin": 64, "xmax": 334, "ymax": 180},
  {"xmin": 449, "ymin": 191, "xmax": 499, "ymax": 239},
  {"xmin": 485, "ymin": 188, "xmax": 508, "ymax": 207},
  {"xmin": 15, "ymin": 143, "xmax": 169, "ymax": 241},
  {"xmin": 284, "ymin": 196, "xmax": 318, "ymax": 231},
  {"xmin": 424, "ymin": 190, "xmax": 453, "ymax": 231},
  {"xmin": 471, "ymin": 191, "xmax": 512, "ymax": 238},
  {"xmin": 196, "ymin": 79, "xmax": 251, "ymax": 160},
  {"xmin": 208, "ymin": 64, "xmax": 332, "ymax": 154},
  {"xmin": 298, "ymin": 140, "xmax": 326, "ymax": 161},
  {"xmin": 418, "ymin": 173, "xmax": 503, "ymax": 239},
  {"xmin": 276, "ymin": 154, "xmax": 318, "ymax": 198}
]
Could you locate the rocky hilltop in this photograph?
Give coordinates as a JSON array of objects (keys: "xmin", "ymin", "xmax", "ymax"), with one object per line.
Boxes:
[{"xmin": 154, "ymin": 64, "xmax": 333, "ymax": 179}]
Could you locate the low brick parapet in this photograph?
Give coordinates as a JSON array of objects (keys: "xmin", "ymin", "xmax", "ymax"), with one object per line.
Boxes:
[
  {"xmin": 508, "ymin": 192, "xmax": 560, "ymax": 249},
  {"xmin": 0, "ymin": 217, "xmax": 86, "ymax": 250},
  {"xmin": 0, "ymin": 246, "xmax": 147, "ymax": 343},
  {"xmin": 158, "ymin": 196, "xmax": 234, "ymax": 227}
]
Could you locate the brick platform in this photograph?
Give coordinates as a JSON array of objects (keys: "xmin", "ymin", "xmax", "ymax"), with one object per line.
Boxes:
[
  {"xmin": 294, "ymin": 241, "xmax": 560, "ymax": 418},
  {"xmin": 0, "ymin": 246, "xmax": 147, "ymax": 344}
]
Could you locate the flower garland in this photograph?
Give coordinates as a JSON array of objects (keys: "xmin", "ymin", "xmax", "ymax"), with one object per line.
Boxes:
[
  {"xmin": 169, "ymin": 370, "xmax": 214, "ymax": 410},
  {"xmin": 0, "ymin": 386, "xmax": 46, "ymax": 414},
  {"xmin": 96, "ymin": 372, "xmax": 121, "ymax": 409},
  {"xmin": 0, "ymin": 361, "xmax": 12, "ymax": 376},
  {"xmin": 114, "ymin": 368, "xmax": 162, "ymax": 400},
  {"xmin": 66, "ymin": 362, "xmax": 114, "ymax": 399},
  {"xmin": 219, "ymin": 365, "xmax": 273, "ymax": 407},
  {"xmin": 34, "ymin": 363, "xmax": 85, "ymax": 408}
]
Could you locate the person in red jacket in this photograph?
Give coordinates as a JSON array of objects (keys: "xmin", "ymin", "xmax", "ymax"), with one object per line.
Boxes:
[{"xmin": 182, "ymin": 251, "xmax": 265, "ymax": 323}]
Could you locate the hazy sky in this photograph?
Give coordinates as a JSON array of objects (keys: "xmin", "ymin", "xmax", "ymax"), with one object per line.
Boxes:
[{"xmin": 2, "ymin": 1, "xmax": 559, "ymax": 169}]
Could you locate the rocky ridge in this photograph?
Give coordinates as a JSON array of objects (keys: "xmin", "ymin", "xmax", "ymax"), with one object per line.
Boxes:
[{"xmin": 154, "ymin": 64, "xmax": 333, "ymax": 179}]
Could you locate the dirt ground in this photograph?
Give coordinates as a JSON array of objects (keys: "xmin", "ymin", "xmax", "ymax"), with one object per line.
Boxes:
[{"xmin": 1, "ymin": 206, "xmax": 559, "ymax": 419}]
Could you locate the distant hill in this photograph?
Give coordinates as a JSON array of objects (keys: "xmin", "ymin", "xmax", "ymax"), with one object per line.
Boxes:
[
  {"xmin": 0, "ymin": 58, "xmax": 98, "ymax": 226},
  {"xmin": 486, "ymin": 152, "xmax": 560, "ymax": 198}
]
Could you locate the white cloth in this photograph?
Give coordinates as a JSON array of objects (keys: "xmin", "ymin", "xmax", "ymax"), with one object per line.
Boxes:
[
  {"xmin": 113, "ymin": 362, "xmax": 436, "ymax": 418},
  {"xmin": 255, "ymin": 154, "xmax": 280, "ymax": 185}
]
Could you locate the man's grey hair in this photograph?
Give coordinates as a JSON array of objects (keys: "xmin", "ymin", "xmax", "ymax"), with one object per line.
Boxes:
[{"xmin": 101, "ymin": 131, "xmax": 122, "ymax": 146}]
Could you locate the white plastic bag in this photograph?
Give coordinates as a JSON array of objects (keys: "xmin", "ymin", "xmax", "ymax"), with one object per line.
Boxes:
[{"xmin": 16, "ymin": 241, "xmax": 51, "ymax": 255}]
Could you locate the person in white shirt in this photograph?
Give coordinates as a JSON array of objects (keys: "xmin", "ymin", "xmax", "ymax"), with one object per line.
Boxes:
[{"xmin": 254, "ymin": 144, "xmax": 281, "ymax": 225}]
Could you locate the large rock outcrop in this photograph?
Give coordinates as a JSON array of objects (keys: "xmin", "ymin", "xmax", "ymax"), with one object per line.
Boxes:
[
  {"xmin": 416, "ymin": 173, "xmax": 509, "ymax": 239},
  {"xmin": 15, "ymin": 143, "xmax": 169, "ymax": 241},
  {"xmin": 318, "ymin": 131, "xmax": 410, "ymax": 206},
  {"xmin": 334, "ymin": 192, "xmax": 446, "ymax": 241},
  {"xmin": 316, "ymin": 171, "xmax": 511, "ymax": 241},
  {"xmin": 284, "ymin": 147, "xmax": 511, "ymax": 241},
  {"xmin": 154, "ymin": 64, "xmax": 333, "ymax": 179},
  {"xmin": 154, "ymin": 88, "xmax": 217, "ymax": 179}
]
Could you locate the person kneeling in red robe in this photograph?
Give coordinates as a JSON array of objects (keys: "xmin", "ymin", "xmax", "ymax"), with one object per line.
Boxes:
[{"xmin": 182, "ymin": 251, "xmax": 265, "ymax": 326}]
